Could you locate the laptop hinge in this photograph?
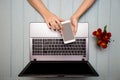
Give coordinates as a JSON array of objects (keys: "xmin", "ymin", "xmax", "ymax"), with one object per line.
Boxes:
[
  {"xmin": 82, "ymin": 58, "xmax": 85, "ymax": 61},
  {"xmin": 34, "ymin": 59, "xmax": 37, "ymax": 61},
  {"xmin": 57, "ymin": 74, "xmax": 65, "ymax": 77}
]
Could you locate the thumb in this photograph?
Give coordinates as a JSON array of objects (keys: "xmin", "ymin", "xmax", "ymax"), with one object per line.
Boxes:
[
  {"xmin": 74, "ymin": 22, "xmax": 78, "ymax": 34},
  {"xmin": 71, "ymin": 20, "xmax": 76, "ymax": 35},
  {"xmin": 71, "ymin": 19, "xmax": 78, "ymax": 35}
]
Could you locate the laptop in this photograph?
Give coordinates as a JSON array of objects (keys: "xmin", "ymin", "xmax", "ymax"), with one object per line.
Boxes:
[{"xmin": 18, "ymin": 22, "xmax": 99, "ymax": 77}]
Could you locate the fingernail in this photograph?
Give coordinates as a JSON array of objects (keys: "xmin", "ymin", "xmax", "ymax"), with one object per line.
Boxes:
[
  {"xmin": 49, "ymin": 23, "xmax": 51, "ymax": 26},
  {"xmin": 55, "ymin": 20, "xmax": 57, "ymax": 23}
]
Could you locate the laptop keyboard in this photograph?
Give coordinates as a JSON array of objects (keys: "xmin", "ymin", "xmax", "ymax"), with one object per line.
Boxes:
[{"xmin": 32, "ymin": 38, "xmax": 86, "ymax": 57}]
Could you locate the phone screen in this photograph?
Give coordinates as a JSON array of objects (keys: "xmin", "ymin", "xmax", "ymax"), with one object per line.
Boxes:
[{"xmin": 62, "ymin": 21, "xmax": 75, "ymax": 44}]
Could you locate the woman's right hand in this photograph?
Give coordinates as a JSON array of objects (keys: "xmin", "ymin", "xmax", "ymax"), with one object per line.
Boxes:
[{"xmin": 43, "ymin": 12, "xmax": 64, "ymax": 32}]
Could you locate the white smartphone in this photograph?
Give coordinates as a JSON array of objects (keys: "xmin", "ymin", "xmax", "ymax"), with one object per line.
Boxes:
[{"xmin": 61, "ymin": 20, "xmax": 75, "ymax": 44}]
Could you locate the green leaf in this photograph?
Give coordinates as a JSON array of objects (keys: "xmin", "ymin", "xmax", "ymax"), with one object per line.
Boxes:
[{"xmin": 104, "ymin": 25, "xmax": 107, "ymax": 32}]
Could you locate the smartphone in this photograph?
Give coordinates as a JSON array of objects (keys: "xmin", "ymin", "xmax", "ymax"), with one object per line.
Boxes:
[{"xmin": 61, "ymin": 20, "xmax": 75, "ymax": 44}]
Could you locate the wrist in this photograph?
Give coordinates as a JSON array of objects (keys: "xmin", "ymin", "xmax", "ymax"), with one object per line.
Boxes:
[
  {"xmin": 42, "ymin": 10, "xmax": 51, "ymax": 19},
  {"xmin": 71, "ymin": 14, "xmax": 79, "ymax": 21}
]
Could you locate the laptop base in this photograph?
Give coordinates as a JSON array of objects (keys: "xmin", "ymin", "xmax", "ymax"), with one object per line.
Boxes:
[{"xmin": 19, "ymin": 61, "xmax": 99, "ymax": 77}]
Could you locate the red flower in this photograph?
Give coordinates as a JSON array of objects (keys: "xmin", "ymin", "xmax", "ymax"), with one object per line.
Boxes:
[
  {"xmin": 97, "ymin": 28, "xmax": 102, "ymax": 33},
  {"xmin": 100, "ymin": 42, "xmax": 107, "ymax": 48},
  {"xmin": 97, "ymin": 40, "xmax": 102, "ymax": 46},
  {"xmin": 92, "ymin": 29, "xmax": 102, "ymax": 39},
  {"xmin": 107, "ymin": 32, "xmax": 112, "ymax": 38},
  {"xmin": 103, "ymin": 35, "xmax": 109, "ymax": 42},
  {"xmin": 92, "ymin": 25, "xmax": 112, "ymax": 49},
  {"xmin": 92, "ymin": 31, "xmax": 97, "ymax": 36}
]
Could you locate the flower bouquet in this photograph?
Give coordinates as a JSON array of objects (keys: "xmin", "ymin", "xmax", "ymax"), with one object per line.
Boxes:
[{"xmin": 92, "ymin": 25, "xmax": 112, "ymax": 49}]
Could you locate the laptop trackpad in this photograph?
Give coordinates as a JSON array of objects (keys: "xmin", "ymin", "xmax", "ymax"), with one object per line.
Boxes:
[{"xmin": 19, "ymin": 61, "xmax": 98, "ymax": 77}]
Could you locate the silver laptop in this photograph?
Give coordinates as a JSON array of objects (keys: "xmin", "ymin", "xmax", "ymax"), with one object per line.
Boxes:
[{"xmin": 18, "ymin": 22, "xmax": 99, "ymax": 77}]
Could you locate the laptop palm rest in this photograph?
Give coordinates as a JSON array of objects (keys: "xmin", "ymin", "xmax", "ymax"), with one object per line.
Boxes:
[{"xmin": 19, "ymin": 61, "xmax": 99, "ymax": 77}]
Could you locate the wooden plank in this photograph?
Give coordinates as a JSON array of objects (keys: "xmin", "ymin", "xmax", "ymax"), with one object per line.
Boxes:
[
  {"xmin": 23, "ymin": 0, "xmax": 31, "ymax": 68},
  {"xmin": 10, "ymin": 77, "xmax": 23, "ymax": 80},
  {"xmin": 33, "ymin": 0, "xmax": 47, "ymax": 22},
  {"xmin": 23, "ymin": 0, "xmax": 48, "ymax": 80},
  {"xmin": 11, "ymin": 0, "xmax": 24, "ymax": 78},
  {"xmin": 48, "ymin": 0, "xmax": 61, "ymax": 17},
  {"xmin": 109, "ymin": 0, "xmax": 120, "ymax": 79},
  {"xmin": 23, "ymin": 0, "xmax": 48, "ymax": 67},
  {"xmin": 85, "ymin": 0, "xmax": 99, "ymax": 70},
  {"xmin": 0, "ymin": 0, "xmax": 11, "ymax": 79},
  {"xmin": 97, "ymin": 0, "xmax": 111, "ymax": 79},
  {"xmin": 84, "ymin": 1, "xmax": 100, "ymax": 80},
  {"xmin": 72, "ymin": 0, "xmax": 86, "ymax": 22},
  {"xmin": 61, "ymin": 0, "xmax": 73, "ymax": 20}
]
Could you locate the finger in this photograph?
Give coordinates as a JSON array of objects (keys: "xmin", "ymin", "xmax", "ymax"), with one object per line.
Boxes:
[
  {"xmin": 55, "ymin": 19, "xmax": 63, "ymax": 31},
  {"xmin": 72, "ymin": 25, "xmax": 76, "ymax": 35},
  {"xmin": 58, "ymin": 18, "xmax": 65, "ymax": 22},
  {"xmin": 71, "ymin": 19, "xmax": 78, "ymax": 35},
  {"xmin": 46, "ymin": 22, "xmax": 52, "ymax": 30},
  {"xmin": 74, "ymin": 23, "xmax": 78, "ymax": 34},
  {"xmin": 50, "ymin": 21, "xmax": 59, "ymax": 31},
  {"xmin": 50, "ymin": 22, "xmax": 56, "ymax": 31},
  {"xmin": 58, "ymin": 29, "xmax": 62, "ymax": 36},
  {"xmin": 71, "ymin": 21, "xmax": 76, "ymax": 35},
  {"xmin": 57, "ymin": 18, "xmax": 64, "ymax": 31},
  {"xmin": 54, "ymin": 20, "xmax": 61, "ymax": 30}
]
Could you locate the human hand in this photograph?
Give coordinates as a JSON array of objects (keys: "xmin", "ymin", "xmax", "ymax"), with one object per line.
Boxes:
[
  {"xmin": 70, "ymin": 15, "xmax": 79, "ymax": 35},
  {"xmin": 43, "ymin": 12, "xmax": 64, "ymax": 32}
]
